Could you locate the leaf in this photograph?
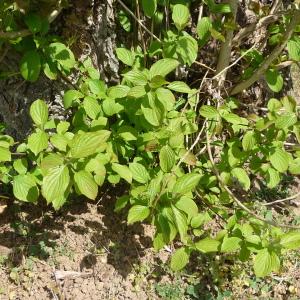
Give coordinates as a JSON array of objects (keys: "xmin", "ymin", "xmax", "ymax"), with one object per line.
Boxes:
[
  {"xmin": 0, "ymin": 147, "xmax": 11, "ymax": 162},
  {"xmin": 159, "ymin": 145, "xmax": 176, "ymax": 173},
  {"xmin": 221, "ymin": 236, "xmax": 242, "ymax": 252},
  {"xmin": 87, "ymin": 79, "xmax": 106, "ymax": 96},
  {"xmin": 242, "ymin": 131, "xmax": 257, "ymax": 151},
  {"xmin": 47, "ymin": 42, "xmax": 75, "ymax": 70},
  {"xmin": 40, "ymin": 153, "xmax": 64, "ymax": 175},
  {"xmin": 74, "ymin": 170, "xmax": 98, "ymax": 200},
  {"xmin": 254, "ymin": 248, "xmax": 280, "ymax": 277},
  {"xmin": 269, "ymin": 148, "xmax": 289, "ymax": 173},
  {"xmin": 195, "ymin": 238, "xmax": 220, "ymax": 253},
  {"xmin": 266, "ymin": 69, "xmax": 283, "ymax": 93},
  {"xmin": 172, "ymin": 205, "xmax": 188, "ymax": 241},
  {"xmin": 175, "ymin": 196, "xmax": 198, "ymax": 220},
  {"xmin": 108, "ymin": 85, "xmax": 130, "ymax": 99},
  {"xmin": 231, "ymin": 168, "xmax": 250, "ymax": 191},
  {"xmin": 112, "ymin": 163, "xmax": 132, "ymax": 183},
  {"xmin": 114, "ymin": 195, "xmax": 130, "ymax": 212},
  {"xmin": 197, "ymin": 17, "xmax": 212, "ymax": 45},
  {"xmin": 142, "ymin": 0, "xmax": 157, "ymax": 17},
  {"xmin": 266, "ymin": 168, "xmax": 280, "ymax": 188},
  {"xmin": 172, "ymin": 4, "xmax": 190, "ymax": 31},
  {"xmin": 116, "ymin": 48, "xmax": 135, "ymax": 66},
  {"xmin": 42, "ymin": 165, "xmax": 70, "ymax": 207},
  {"xmin": 30, "ymin": 99, "xmax": 48, "ymax": 127},
  {"xmin": 24, "ymin": 13, "xmax": 42, "ymax": 33},
  {"xmin": 28, "ymin": 131, "xmax": 48, "ymax": 156},
  {"xmin": 200, "ymin": 105, "xmax": 219, "ymax": 119},
  {"xmin": 129, "ymin": 162, "xmax": 150, "ymax": 183},
  {"xmin": 70, "ymin": 130, "xmax": 111, "ymax": 158},
  {"xmin": 149, "ymin": 58, "xmax": 179, "ymax": 79},
  {"xmin": 289, "ymin": 158, "xmax": 300, "ymax": 175},
  {"xmin": 128, "ymin": 205, "xmax": 150, "ymax": 224},
  {"xmin": 173, "ymin": 173, "xmax": 201, "ymax": 194},
  {"xmin": 13, "ymin": 174, "xmax": 39, "ymax": 202},
  {"xmin": 170, "ymin": 247, "xmax": 190, "ymax": 271},
  {"xmin": 167, "ymin": 81, "xmax": 192, "ymax": 93},
  {"xmin": 63, "ymin": 90, "xmax": 84, "ymax": 109},
  {"xmin": 222, "ymin": 113, "xmax": 248, "ymax": 125},
  {"xmin": 123, "ymin": 70, "xmax": 148, "ymax": 86},
  {"xmin": 20, "ymin": 50, "xmax": 41, "ymax": 82},
  {"xmin": 275, "ymin": 113, "xmax": 297, "ymax": 129},
  {"xmin": 156, "ymin": 88, "xmax": 175, "ymax": 111},
  {"xmin": 280, "ymin": 231, "xmax": 300, "ymax": 249},
  {"xmin": 13, "ymin": 158, "xmax": 28, "ymax": 175},
  {"xmin": 177, "ymin": 34, "xmax": 198, "ymax": 66},
  {"xmin": 287, "ymin": 36, "xmax": 300, "ymax": 61},
  {"xmin": 83, "ymin": 96, "xmax": 101, "ymax": 119}
]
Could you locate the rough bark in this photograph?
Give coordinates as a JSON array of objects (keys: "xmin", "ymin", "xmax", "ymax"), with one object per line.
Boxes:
[{"xmin": 0, "ymin": 0, "xmax": 119, "ymax": 139}]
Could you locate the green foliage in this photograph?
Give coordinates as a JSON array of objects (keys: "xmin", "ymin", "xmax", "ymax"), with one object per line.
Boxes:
[{"xmin": 1, "ymin": 1, "xmax": 300, "ymax": 280}]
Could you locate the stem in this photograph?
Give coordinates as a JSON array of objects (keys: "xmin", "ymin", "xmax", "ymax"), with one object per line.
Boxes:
[{"xmin": 230, "ymin": 9, "xmax": 300, "ymax": 95}]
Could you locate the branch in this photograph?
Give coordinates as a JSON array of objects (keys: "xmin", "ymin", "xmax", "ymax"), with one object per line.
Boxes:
[
  {"xmin": 215, "ymin": 0, "xmax": 238, "ymax": 85},
  {"xmin": 230, "ymin": 9, "xmax": 300, "ymax": 96},
  {"xmin": 262, "ymin": 191, "xmax": 300, "ymax": 206},
  {"xmin": 206, "ymin": 128, "xmax": 300, "ymax": 229}
]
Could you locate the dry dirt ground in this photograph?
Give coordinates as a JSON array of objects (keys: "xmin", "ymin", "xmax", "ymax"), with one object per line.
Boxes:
[{"xmin": 0, "ymin": 186, "xmax": 300, "ymax": 300}]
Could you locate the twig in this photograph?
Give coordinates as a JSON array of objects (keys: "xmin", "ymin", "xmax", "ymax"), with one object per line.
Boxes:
[
  {"xmin": 194, "ymin": 61, "xmax": 216, "ymax": 72},
  {"xmin": 0, "ymin": 8, "xmax": 62, "ymax": 40},
  {"xmin": 206, "ymin": 127, "xmax": 300, "ymax": 229},
  {"xmin": 230, "ymin": 9, "xmax": 300, "ymax": 95},
  {"xmin": 215, "ymin": 0, "xmax": 238, "ymax": 86},
  {"xmin": 262, "ymin": 191, "xmax": 300, "ymax": 206},
  {"xmin": 0, "ymin": 195, "xmax": 9, "ymax": 200},
  {"xmin": 117, "ymin": 0, "xmax": 162, "ymax": 42}
]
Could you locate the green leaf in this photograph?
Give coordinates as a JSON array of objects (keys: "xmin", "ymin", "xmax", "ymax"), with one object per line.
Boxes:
[
  {"xmin": 114, "ymin": 195, "xmax": 130, "ymax": 212},
  {"xmin": 172, "ymin": 205, "xmax": 188, "ymax": 241},
  {"xmin": 24, "ymin": 13, "xmax": 42, "ymax": 33},
  {"xmin": 275, "ymin": 113, "xmax": 297, "ymax": 129},
  {"xmin": 149, "ymin": 58, "xmax": 179, "ymax": 79},
  {"xmin": 266, "ymin": 168, "xmax": 280, "ymax": 188},
  {"xmin": 173, "ymin": 173, "xmax": 201, "ymax": 194},
  {"xmin": 159, "ymin": 145, "xmax": 176, "ymax": 173},
  {"xmin": 13, "ymin": 158, "xmax": 28, "ymax": 175},
  {"xmin": 20, "ymin": 50, "xmax": 41, "ymax": 82},
  {"xmin": 177, "ymin": 34, "xmax": 198, "ymax": 66},
  {"xmin": 40, "ymin": 153, "xmax": 64, "ymax": 175},
  {"xmin": 128, "ymin": 205, "xmax": 150, "ymax": 224},
  {"xmin": 28, "ymin": 131, "xmax": 48, "ymax": 155},
  {"xmin": 87, "ymin": 79, "xmax": 106, "ymax": 96},
  {"xmin": 129, "ymin": 162, "xmax": 150, "ymax": 183},
  {"xmin": 175, "ymin": 196, "xmax": 198, "ymax": 220},
  {"xmin": 231, "ymin": 168, "xmax": 250, "ymax": 191},
  {"xmin": 289, "ymin": 158, "xmax": 300, "ymax": 175},
  {"xmin": 42, "ymin": 165, "xmax": 70, "ymax": 207},
  {"xmin": 108, "ymin": 85, "xmax": 130, "ymax": 99},
  {"xmin": 242, "ymin": 131, "xmax": 257, "ymax": 151},
  {"xmin": 127, "ymin": 85, "xmax": 147, "ymax": 98},
  {"xmin": 13, "ymin": 174, "xmax": 39, "ymax": 202},
  {"xmin": 167, "ymin": 81, "xmax": 191, "ymax": 93},
  {"xmin": 280, "ymin": 231, "xmax": 300, "ymax": 249},
  {"xmin": 195, "ymin": 238, "xmax": 220, "ymax": 253},
  {"xmin": 116, "ymin": 48, "xmax": 135, "ymax": 66},
  {"xmin": 156, "ymin": 88, "xmax": 175, "ymax": 111},
  {"xmin": 287, "ymin": 36, "xmax": 300, "ymax": 61},
  {"xmin": 47, "ymin": 42, "xmax": 76, "ymax": 70},
  {"xmin": 222, "ymin": 113, "xmax": 248, "ymax": 125},
  {"xmin": 200, "ymin": 105, "xmax": 219, "ymax": 119},
  {"xmin": 266, "ymin": 69, "xmax": 283, "ymax": 93},
  {"xmin": 141, "ymin": 0, "xmax": 157, "ymax": 17},
  {"xmin": 254, "ymin": 248, "xmax": 280, "ymax": 277},
  {"xmin": 63, "ymin": 90, "xmax": 84, "ymax": 109},
  {"xmin": 172, "ymin": 4, "xmax": 190, "ymax": 31},
  {"xmin": 221, "ymin": 236, "xmax": 241, "ymax": 252},
  {"xmin": 269, "ymin": 148, "xmax": 289, "ymax": 173},
  {"xmin": 83, "ymin": 96, "xmax": 101, "ymax": 119},
  {"xmin": 70, "ymin": 130, "xmax": 111, "ymax": 158},
  {"xmin": 170, "ymin": 247, "xmax": 190, "ymax": 271},
  {"xmin": 30, "ymin": 99, "xmax": 48, "ymax": 127},
  {"xmin": 123, "ymin": 70, "xmax": 148, "ymax": 86},
  {"xmin": 74, "ymin": 170, "xmax": 98, "ymax": 200},
  {"xmin": 112, "ymin": 163, "xmax": 132, "ymax": 183},
  {"xmin": 0, "ymin": 147, "xmax": 11, "ymax": 162},
  {"xmin": 197, "ymin": 17, "xmax": 212, "ymax": 45},
  {"xmin": 118, "ymin": 9, "xmax": 131, "ymax": 32}
]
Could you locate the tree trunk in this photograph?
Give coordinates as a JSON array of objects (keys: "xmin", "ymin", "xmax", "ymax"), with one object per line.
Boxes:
[{"xmin": 0, "ymin": 0, "xmax": 119, "ymax": 139}]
